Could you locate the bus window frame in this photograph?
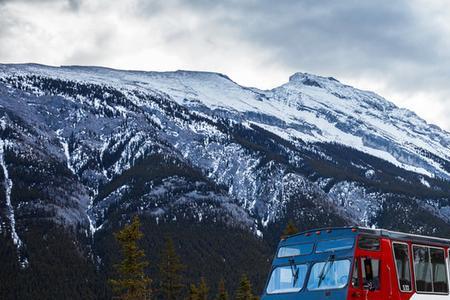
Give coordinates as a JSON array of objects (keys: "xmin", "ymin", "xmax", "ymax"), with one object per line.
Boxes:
[
  {"xmin": 351, "ymin": 257, "xmax": 362, "ymax": 289},
  {"xmin": 412, "ymin": 244, "xmax": 450, "ymax": 295},
  {"xmin": 360, "ymin": 256, "xmax": 381, "ymax": 291},
  {"xmin": 265, "ymin": 262, "xmax": 310, "ymax": 295},
  {"xmin": 315, "ymin": 238, "xmax": 355, "ymax": 254},
  {"xmin": 358, "ymin": 235, "xmax": 381, "ymax": 252},
  {"xmin": 277, "ymin": 242, "xmax": 314, "ymax": 258},
  {"xmin": 306, "ymin": 258, "xmax": 352, "ymax": 292},
  {"xmin": 391, "ymin": 241, "xmax": 414, "ymax": 293}
]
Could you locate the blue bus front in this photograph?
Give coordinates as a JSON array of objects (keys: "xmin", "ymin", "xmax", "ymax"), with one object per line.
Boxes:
[{"xmin": 261, "ymin": 228, "xmax": 358, "ymax": 300}]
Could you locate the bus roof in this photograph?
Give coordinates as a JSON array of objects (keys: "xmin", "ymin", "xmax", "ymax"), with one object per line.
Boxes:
[{"xmin": 284, "ymin": 226, "xmax": 450, "ymax": 247}]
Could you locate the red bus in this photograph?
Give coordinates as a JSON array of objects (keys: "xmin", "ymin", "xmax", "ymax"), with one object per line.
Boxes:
[{"xmin": 261, "ymin": 227, "xmax": 450, "ymax": 300}]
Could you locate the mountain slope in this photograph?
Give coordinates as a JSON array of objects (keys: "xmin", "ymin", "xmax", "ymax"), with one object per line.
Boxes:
[{"xmin": 0, "ymin": 63, "xmax": 449, "ymax": 299}]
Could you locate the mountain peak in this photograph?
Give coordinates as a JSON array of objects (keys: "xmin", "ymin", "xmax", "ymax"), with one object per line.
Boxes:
[
  {"xmin": 173, "ymin": 69, "xmax": 232, "ymax": 80},
  {"xmin": 288, "ymin": 72, "xmax": 340, "ymax": 88}
]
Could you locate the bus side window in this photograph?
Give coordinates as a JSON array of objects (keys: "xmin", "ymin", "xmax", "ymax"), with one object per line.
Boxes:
[
  {"xmin": 358, "ymin": 236, "xmax": 380, "ymax": 251},
  {"xmin": 393, "ymin": 243, "xmax": 412, "ymax": 292},
  {"xmin": 352, "ymin": 259, "xmax": 360, "ymax": 288},
  {"xmin": 430, "ymin": 248, "xmax": 449, "ymax": 293},
  {"xmin": 362, "ymin": 258, "xmax": 380, "ymax": 291},
  {"xmin": 413, "ymin": 246, "xmax": 433, "ymax": 292},
  {"xmin": 413, "ymin": 245, "xmax": 448, "ymax": 293}
]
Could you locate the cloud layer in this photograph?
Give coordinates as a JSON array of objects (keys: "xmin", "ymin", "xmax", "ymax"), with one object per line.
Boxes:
[{"xmin": 1, "ymin": 0, "xmax": 449, "ymax": 131}]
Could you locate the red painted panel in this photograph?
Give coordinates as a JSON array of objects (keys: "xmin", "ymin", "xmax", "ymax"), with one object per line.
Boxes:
[{"xmin": 347, "ymin": 235, "xmax": 416, "ymax": 300}]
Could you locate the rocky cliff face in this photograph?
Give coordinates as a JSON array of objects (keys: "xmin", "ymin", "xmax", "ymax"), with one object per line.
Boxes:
[{"xmin": 1, "ymin": 64, "xmax": 449, "ymax": 299}]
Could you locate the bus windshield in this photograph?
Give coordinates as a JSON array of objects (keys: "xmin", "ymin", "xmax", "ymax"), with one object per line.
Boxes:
[
  {"xmin": 266, "ymin": 264, "xmax": 308, "ymax": 294},
  {"xmin": 307, "ymin": 259, "xmax": 351, "ymax": 290}
]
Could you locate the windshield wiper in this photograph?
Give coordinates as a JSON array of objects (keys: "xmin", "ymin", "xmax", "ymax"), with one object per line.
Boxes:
[
  {"xmin": 288, "ymin": 258, "xmax": 300, "ymax": 287},
  {"xmin": 318, "ymin": 254, "xmax": 336, "ymax": 288}
]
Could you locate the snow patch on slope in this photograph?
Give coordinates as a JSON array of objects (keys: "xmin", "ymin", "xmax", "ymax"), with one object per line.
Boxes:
[
  {"xmin": 0, "ymin": 139, "xmax": 28, "ymax": 268},
  {"xmin": 1, "ymin": 64, "xmax": 449, "ymax": 182},
  {"xmin": 56, "ymin": 129, "xmax": 76, "ymax": 174}
]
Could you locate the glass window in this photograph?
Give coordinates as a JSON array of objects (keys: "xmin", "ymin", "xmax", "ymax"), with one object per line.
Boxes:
[
  {"xmin": 307, "ymin": 260, "xmax": 351, "ymax": 290},
  {"xmin": 361, "ymin": 258, "xmax": 380, "ymax": 290},
  {"xmin": 266, "ymin": 264, "xmax": 308, "ymax": 294},
  {"xmin": 352, "ymin": 259, "xmax": 360, "ymax": 288},
  {"xmin": 316, "ymin": 239, "xmax": 355, "ymax": 253},
  {"xmin": 413, "ymin": 246, "xmax": 433, "ymax": 292},
  {"xmin": 430, "ymin": 248, "xmax": 448, "ymax": 293},
  {"xmin": 358, "ymin": 236, "xmax": 380, "ymax": 251},
  {"xmin": 277, "ymin": 243, "xmax": 314, "ymax": 258},
  {"xmin": 393, "ymin": 243, "xmax": 412, "ymax": 292}
]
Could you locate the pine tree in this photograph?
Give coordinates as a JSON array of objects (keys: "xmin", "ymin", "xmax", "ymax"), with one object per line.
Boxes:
[
  {"xmin": 215, "ymin": 278, "xmax": 228, "ymax": 300},
  {"xmin": 197, "ymin": 277, "xmax": 209, "ymax": 300},
  {"xmin": 235, "ymin": 274, "xmax": 258, "ymax": 300},
  {"xmin": 109, "ymin": 216, "xmax": 151, "ymax": 300},
  {"xmin": 281, "ymin": 220, "xmax": 299, "ymax": 238},
  {"xmin": 159, "ymin": 237, "xmax": 185, "ymax": 300},
  {"xmin": 186, "ymin": 284, "xmax": 199, "ymax": 300}
]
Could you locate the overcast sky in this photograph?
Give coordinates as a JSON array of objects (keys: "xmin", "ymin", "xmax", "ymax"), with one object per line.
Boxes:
[{"xmin": 0, "ymin": 0, "xmax": 449, "ymax": 131}]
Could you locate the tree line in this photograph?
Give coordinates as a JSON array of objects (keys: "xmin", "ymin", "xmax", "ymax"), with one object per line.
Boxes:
[{"xmin": 109, "ymin": 216, "xmax": 273, "ymax": 300}]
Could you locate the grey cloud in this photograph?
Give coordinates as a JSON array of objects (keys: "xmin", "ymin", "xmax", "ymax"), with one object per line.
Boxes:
[
  {"xmin": 136, "ymin": 0, "xmax": 450, "ymax": 130},
  {"xmin": 135, "ymin": 0, "xmax": 445, "ymax": 78},
  {"xmin": 0, "ymin": 0, "xmax": 80, "ymax": 10},
  {"xmin": 179, "ymin": 1, "xmax": 442, "ymax": 73},
  {"xmin": 64, "ymin": 28, "xmax": 115, "ymax": 65},
  {"xmin": 1, "ymin": 0, "xmax": 449, "ymax": 130},
  {"xmin": 67, "ymin": 0, "xmax": 80, "ymax": 10}
]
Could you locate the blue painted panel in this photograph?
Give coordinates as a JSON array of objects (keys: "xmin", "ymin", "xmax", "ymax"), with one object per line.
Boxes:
[{"xmin": 261, "ymin": 228, "xmax": 358, "ymax": 300}]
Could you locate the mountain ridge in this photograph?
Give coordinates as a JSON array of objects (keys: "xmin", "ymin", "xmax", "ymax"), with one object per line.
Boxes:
[
  {"xmin": 2, "ymin": 63, "xmax": 449, "ymax": 136},
  {"xmin": 0, "ymin": 63, "xmax": 450, "ymax": 299}
]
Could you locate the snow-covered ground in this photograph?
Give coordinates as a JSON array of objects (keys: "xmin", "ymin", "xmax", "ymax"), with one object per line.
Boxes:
[
  {"xmin": 1, "ymin": 64, "xmax": 448, "ymax": 180},
  {"xmin": 0, "ymin": 63, "xmax": 449, "ymax": 246}
]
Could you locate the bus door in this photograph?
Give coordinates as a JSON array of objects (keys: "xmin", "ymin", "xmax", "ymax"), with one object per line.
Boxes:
[{"xmin": 349, "ymin": 236, "xmax": 388, "ymax": 300}]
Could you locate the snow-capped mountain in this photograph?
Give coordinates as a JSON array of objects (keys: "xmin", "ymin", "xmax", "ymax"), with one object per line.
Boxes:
[{"xmin": 0, "ymin": 63, "xmax": 450, "ymax": 298}]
